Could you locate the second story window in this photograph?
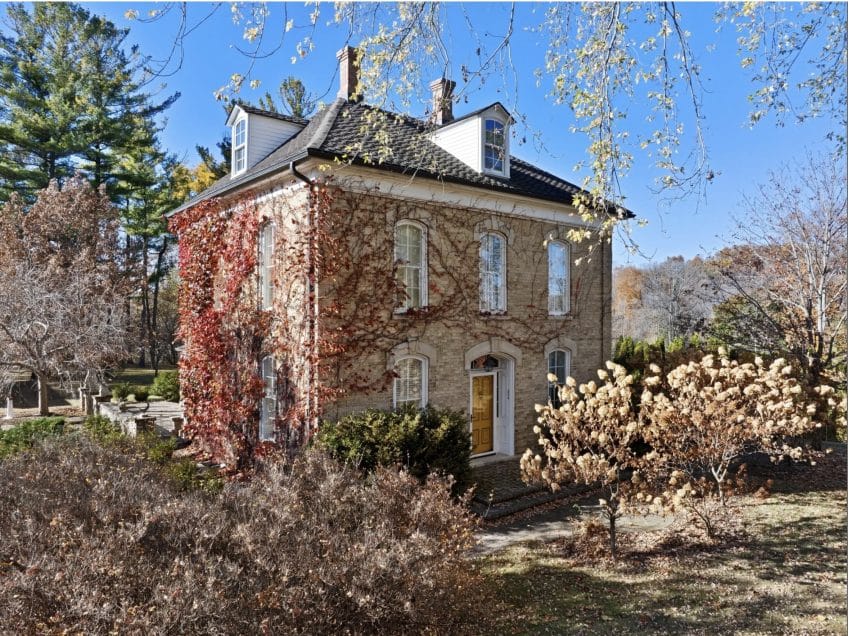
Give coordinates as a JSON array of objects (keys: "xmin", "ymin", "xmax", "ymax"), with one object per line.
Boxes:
[
  {"xmin": 394, "ymin": 221, "xmax": 427, "ymax": 311},
  {"xmin": 259, "ymin": 222, "xmax": 275, "ymax": 309},
  {"xmin": 548, "ymin": 241, "xmax": 570, "ymax": 315},
  {"xmin": 480, "ymin": 232, "xmax": 506, "ymax": 313},
  {"xmin": 484, "ymin": 119, "xmax": 505, "ymax": 173},
  {"xmin": 233, "ymin": 118, "xmax": 247, "ymax": 174}
]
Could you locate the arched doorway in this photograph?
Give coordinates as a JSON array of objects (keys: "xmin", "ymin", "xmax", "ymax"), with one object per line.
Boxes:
[{"xmin": 466, "ymin": 340, "xmax": 518, "ymax": 457}]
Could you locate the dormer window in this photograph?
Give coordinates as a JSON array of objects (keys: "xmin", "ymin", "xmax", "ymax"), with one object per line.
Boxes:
[
  {"xmin": 232, "ymin": 118, "xmax": 247, "ymax": 175},
  {"xmin": 484, "ymin": 119, "xmax": 506, "ymax": 174}
]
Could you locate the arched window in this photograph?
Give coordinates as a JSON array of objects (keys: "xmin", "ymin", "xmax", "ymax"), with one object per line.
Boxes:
[
  {"xmin": 484, "ymin": 119, "xmax": 506, "ymax": 173},
  {"xmin": 259, "ymin": 355, "xmax": 276, "ymax": 441},
  {"xmin": 547, "ymin": 349, "xmax": 571, "ymax": 407},
  {"xmin": 394, "ymin": 221, "xmax": 427, "ymax": 311},
  {"xmin": 393, "ymin": 356, "xmax": 427, "ymax": 409},
  {"xmin": 232, "ymin": 118, "xmax": 247, "ymax": 174},
  {"xmin": 548, "ymin": 240, "xmax": 570, "ymax": 315},
  {"xmin": 480, "ymin": 232, "xmax": 506, "ymax": 313},
  {"xmin": 259, "ymin": 222, "xmax": 275, "ymax": 309}
]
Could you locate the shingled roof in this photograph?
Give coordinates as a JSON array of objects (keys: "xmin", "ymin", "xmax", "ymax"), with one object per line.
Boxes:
[{"xmin": 170, "ymin": 99, "xmax": 608, "ymax": 217}]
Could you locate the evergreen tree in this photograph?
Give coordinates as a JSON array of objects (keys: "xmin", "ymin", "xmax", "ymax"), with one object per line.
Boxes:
[{"xmin": 0, "ymin": 3, "xmax": 178, "ymax": 202}]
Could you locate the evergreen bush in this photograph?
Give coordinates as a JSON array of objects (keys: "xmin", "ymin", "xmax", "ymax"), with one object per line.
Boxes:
[{"xmin": 316, "ymin": 405, "xmax": 471, "ymax": 493}]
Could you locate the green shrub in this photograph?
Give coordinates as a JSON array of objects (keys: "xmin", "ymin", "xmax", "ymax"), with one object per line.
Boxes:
[
  {"xmin": 83, "ymin": 415, "xmax": 123, "ymax": 446},
  {"xmin": 151, "ymin": 370, "xmax": 180, "ymax": 402},
  {"xmin": 111, "ymin": 382, "xmax": 132, "ymax": 400},
  {"xmin": 132, "ymin": 385, "xmax": 150, "ymax": 402},
  {"xmin": 137, "ymin": 431, "xmax": 177, "ymax": 466},
  {"xmin": 0, "ymin": 417, "xmax": 64, "ymax": 458},
  {"xmin": 165, "ymin": 458, "xmax": 224, "ymax": 494},
  {"xmin": 316, "ymin": 405, "xmax": 471, "ymax": 493}
]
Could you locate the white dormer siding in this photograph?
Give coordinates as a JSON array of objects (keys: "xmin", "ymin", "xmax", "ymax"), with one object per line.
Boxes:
[
  {"xmin": 429, "ymin": 103, "xmax": 511, "ymax": 178},
  {"xmin": 226, "ymin": 105, "xmax": 306, "ymax": 178}
]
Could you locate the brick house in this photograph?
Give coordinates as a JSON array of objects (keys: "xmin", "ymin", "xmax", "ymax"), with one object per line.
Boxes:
[{"xmin": 169, "ymin": 48, "xmax": 619, "ymax": 463}]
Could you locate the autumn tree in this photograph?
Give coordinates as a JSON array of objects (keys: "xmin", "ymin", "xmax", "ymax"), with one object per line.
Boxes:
[
  {"xmin": 0, "ymin": 177, "xmax": 129, "ymax": 414},
  {"xmin": 614, "ymin": 256, "xmax": 714, "ymax": 343},
  {"xmin": 521, "ymin": 361, "xmax": 646, "ymax": 558},
  {"xmin": 708, "ymin": 155, "xmax": 848, "ymax": 383}
]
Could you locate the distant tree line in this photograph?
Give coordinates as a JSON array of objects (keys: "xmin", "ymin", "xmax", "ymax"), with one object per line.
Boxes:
[{"xmin": 613, "ymin": 155, "xmax": 847, "ymax": 386}]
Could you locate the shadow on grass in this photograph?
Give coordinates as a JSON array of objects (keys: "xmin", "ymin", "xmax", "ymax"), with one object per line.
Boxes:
[{"xmin": 483, "ymin": 541, "xmax": 845, "ymax": 635}]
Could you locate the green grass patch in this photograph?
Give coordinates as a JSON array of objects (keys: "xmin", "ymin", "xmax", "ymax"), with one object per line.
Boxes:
[{"xmin": 0, "ymin": 417, "xmax": 65, "ymax": 458}]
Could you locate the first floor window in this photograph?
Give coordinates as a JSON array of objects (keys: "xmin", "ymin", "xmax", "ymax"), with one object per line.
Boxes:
[
  {"xmin": 547, "ymin": 349, "xmax": 571, "ymax": 407},
  {"xmin": 259, "ymin": 355, "xmax": 276, "ymax": 440},
  {"xmin": 480, "ymin": 232, "xmax": 506, "ymax": 313},
  {"xmin": 393, "ymin": 356, "xmax": 427, "ymax": 409}
]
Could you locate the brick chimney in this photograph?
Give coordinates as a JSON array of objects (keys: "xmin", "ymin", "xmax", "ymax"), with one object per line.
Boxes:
[
  {"xmin": 337, "ymin": 46, "xmax": 361, "ymax": 102},
  {"xmin": 429, "ymin": 77, "xmax": 456, "ymax": 125}
]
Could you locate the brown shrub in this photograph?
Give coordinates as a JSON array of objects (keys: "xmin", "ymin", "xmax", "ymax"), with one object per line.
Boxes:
[{"xmin": 0, "ymin": 436, "xmax": 480, "ymax": 634}]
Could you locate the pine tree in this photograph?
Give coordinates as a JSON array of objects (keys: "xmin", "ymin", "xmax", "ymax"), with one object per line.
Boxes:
[{"xmin": 0, "ymin": 3, "xmax": 177, "ymax": 202}]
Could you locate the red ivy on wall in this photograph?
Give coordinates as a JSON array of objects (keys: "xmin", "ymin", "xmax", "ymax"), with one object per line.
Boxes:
[{"xmin": 168, "ymin": 196, "xmax": 269, "ymax": 468}]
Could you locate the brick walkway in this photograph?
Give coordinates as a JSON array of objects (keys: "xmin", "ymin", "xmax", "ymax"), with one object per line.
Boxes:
[{"xmin": 469, "ymin": 454, "xmax": 592, "ymax": 519}]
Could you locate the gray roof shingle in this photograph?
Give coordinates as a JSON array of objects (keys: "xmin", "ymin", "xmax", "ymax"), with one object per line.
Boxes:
[{"xmin": 170, "ymin": 99, "xmax": 620, "ymax": 217}]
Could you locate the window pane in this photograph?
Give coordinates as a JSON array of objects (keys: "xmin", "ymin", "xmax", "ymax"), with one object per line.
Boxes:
[
  {"xmin": 484, "ymin": 120, "xmax": 505, "ymax": 172},
  {"xmin": 260, "ymin": 356, "xmax": 276, "ymax": 440},
  {"xmin": 548, "ymin": 242, "xmax": 569, "ymax": 314},
  {"xmin": 548, "ymin": 350, "xmax": 569, "ymax": 406},
  {"xmin": 394, "ymin": 223, "xmax": 424, "ymax": 310},
  {"xmin": 260, "ymin": 224, "xmax": 274, "ymax": 309},
  {"xmin": 480, "ymin": 233, "xmax": 505, "ymax": 312},
  {"xmin": 395, "ymin": 357, "xmax": 423, "ymax": 407}
]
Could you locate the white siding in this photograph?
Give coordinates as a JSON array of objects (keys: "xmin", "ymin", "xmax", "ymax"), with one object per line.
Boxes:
[
  {"xmin": 247, "ymin": 116, "xmax": 304, "ymax": 167},
  {"xmin": 430, "ymin": 117, "xmax": 482, "ymax": 172}
]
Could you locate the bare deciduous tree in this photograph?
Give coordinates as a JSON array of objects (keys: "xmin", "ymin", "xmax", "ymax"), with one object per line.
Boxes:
[
  {"xmin": 709, "ymin": 155, "xmax": 848, "ymax": 382},
  {"xmin": 0, "ymin": 177, "xmax": 129, "ymax": 414}
]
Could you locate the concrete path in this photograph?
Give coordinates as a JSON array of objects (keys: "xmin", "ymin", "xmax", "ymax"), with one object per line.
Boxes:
[{"xmin": 473, "ymin": 495, "xmax": 673, "ymax": 556}]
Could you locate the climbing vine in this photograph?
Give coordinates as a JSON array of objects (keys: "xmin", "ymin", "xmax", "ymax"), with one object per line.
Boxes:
[
  {"xmin": 169, "ymin": 196, "xmax": 268, "ymax": 468},
  {"xmin": 171, "ymin": 175, "xmax": 608, "ymax": 467}
]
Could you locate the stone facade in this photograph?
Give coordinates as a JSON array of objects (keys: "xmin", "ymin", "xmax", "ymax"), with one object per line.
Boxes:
[{"xmin": 302, "ymin": 180, "xmax": 613, "ymax": 457}]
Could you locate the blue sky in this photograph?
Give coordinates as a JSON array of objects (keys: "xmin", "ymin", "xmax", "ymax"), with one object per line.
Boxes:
[{"xmin": 85, "ymin": 2, "xmax": 843, "ymax": 266}]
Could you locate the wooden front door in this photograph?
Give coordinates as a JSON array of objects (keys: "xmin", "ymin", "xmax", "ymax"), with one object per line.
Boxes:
[{"xmin": 471, "ymin": 374, "xmax": 494, "ymax": 454}]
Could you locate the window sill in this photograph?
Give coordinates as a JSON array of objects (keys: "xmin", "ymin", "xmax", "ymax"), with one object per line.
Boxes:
[
  {"xmin": 392, "ymin": 306, "xmax": 430, "ymax": 319},
  {"xmin": 547, "ymin": 313, "xmax": 574, "ymax": 320},
  {"xmin": 479, "ymin": 311, "xmax": 510, "ymax": 319}
]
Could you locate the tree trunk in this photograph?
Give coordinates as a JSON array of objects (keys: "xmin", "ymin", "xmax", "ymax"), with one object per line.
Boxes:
[
  {"xmin": 608, "ymin": 513, "xmax": 617, "ymax": 560},
  {"xmin": 36, "ymin": 372, "xmax": 49, "ymax": 416}
]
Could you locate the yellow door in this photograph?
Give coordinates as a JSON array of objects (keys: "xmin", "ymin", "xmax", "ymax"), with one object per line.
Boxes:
[{"xmin": 471, "ymin": 375, "xmax": 494, "ymax": 454}]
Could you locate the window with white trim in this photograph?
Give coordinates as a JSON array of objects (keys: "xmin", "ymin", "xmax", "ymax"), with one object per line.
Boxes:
[
  {"xmin": 480, "ymin": 232, "xmax": 506, "ymax": 313},
  {"xmin": 393, "ymin": 356, "xmax": 427, "ymax": 409},
  {"xmin": 547, "ymin": 349, "xmax": 571, "ymax": 407},
  {"xmin": 547, "ymin": 241, "xmax": 570, "ymax": 315},
  {"xmin": 232, "ymin": 118, "xmax": 247, "ymax": 174},
  {"xmin": 483, "ymin": 119, "xmax": 506, "ymax": 174},
  {"xmin": 259, "ymin": 222, "xmax": 275, "ymax": 309},
  {"xmin": 259, "ymin": 355, "xmax": 276, "ymax": 441},
  {"xmin": 394, "ymin": 221, "xmax": 427, "ymax": 311}
]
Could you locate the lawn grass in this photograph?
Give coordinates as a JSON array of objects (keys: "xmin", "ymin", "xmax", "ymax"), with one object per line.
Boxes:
[
  {"xmin": 479, "ymin": 453, "xmax": 847, "ymax": 635},
  {"xmin": 109, "ymin": 365, "xmax": 176, "ymax": 388}
]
